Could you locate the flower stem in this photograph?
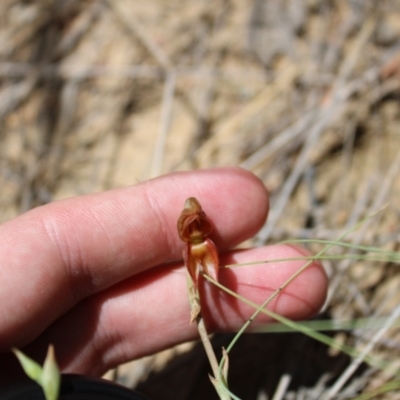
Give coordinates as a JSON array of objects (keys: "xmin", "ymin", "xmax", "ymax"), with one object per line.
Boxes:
[{"xmin": 196, "ymin": 314, "xmax": 231, "ymax": 400}]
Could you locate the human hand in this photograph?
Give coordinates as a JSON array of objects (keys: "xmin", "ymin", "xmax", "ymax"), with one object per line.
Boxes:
[{"xmin": 0, "ymin": 168, "xmax": 327, "ymax": 383}]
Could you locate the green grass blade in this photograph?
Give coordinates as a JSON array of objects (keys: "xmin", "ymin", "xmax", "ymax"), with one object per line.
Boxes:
[
  {"xmin": 252, "ymin": 317, "xmax": 400, "ymax": 333},
  {"xmin": 279, "ymin": 238, "xmax": 399, "ymax": 256},
  {"xmin": 12, "ymin": 345, "xmax": 60, "ymax": 400},
  {"xmin": 209, "ymin": 209, "xmax": 390, "ymax": 398},
  {"xmin": 41, "ymin": 345, "xmax": 61, "ymax": 400},
  {"xmin": 225, "ymin": 253, "xmax": 400, "ymax": 268},
  {"xmin": 204, "ymin": 275, "xmax": 389, "ymax": 372},
  {"xmin": 351, "ymin": 378, "xmax": 400, "ymax": 400},
  {"xmin": 12, "ymin": 348, "xmax": 42, "ymax": 382}
]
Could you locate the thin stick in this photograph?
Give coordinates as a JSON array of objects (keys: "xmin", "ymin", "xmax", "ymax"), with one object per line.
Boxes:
[
  {"xmin": 186, "ymin": 274, "xmax": 230, "ymax": 400},
  {"xmin": 197, "ymin": 312, "xmax": 231, "ymax": 399},
  {"xmin": 196, "ymin": 315, "xmax": 220, "ymax": 379}
]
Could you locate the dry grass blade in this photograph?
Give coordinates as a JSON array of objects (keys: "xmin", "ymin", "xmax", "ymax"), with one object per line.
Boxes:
[
  {"xmin": 150, "ymin": 72, "xmax": 176, "ymax": 178},
  {"xmin": 325, "ymin": 303, "xmax": 400, "ymax": 399},
  {"xmin": 0, "ymin": 74, "xmax": 37, "ymax": 118},
  {"xmin": 106, "ymin": 0, "xmax": 173, "ymax": 70}
]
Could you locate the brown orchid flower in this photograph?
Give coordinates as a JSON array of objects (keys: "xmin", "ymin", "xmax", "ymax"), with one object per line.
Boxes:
[{"xmin": 177, "ymin": 197, "xmax": 219, "ymax": 289}]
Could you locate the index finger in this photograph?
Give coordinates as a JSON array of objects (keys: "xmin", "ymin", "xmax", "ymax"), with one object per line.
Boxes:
[{"xmin": 0, "ymin": 167, "xmax": 269, "ymax": 349}]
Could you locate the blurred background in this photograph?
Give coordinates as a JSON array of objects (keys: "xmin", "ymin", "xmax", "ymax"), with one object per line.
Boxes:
[{"xmin": 1, "ymin": 0, "xmax": 400, "ymax": 399}]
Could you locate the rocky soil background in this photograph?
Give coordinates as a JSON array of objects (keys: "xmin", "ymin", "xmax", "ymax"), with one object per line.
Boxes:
[{"xmin": 1, "ymin": 1, "xmax": 400, "ymax": 399}]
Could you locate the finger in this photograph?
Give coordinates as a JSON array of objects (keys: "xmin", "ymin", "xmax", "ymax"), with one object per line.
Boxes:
[
  {"xmin": 0, "ymin": 168, "xmax": 268, "ymax": 350},
  {"xmin": 25, "ymin": 244, "xmax": 327, "ymax": 377}
]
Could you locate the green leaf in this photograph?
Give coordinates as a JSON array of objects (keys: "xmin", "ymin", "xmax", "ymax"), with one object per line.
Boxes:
[
  {"xmin": 12, "ymin": 348, "xmax": 42, "ymax": 382},
  {"xmin": 13, "ymin": 345, "xmax": 61, "ymax": 400},
  {"xmin": 41, "ymin": 345, "xmax": 61, "ymax": 400}
]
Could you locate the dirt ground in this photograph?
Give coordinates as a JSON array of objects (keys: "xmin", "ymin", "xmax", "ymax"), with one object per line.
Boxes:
[{"xmin": 1, "ymin": 1, "xmax": 400, "ymax": 399}]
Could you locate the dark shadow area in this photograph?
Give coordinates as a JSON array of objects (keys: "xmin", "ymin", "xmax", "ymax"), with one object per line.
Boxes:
[{"xmin": 135, "ymin": 328, "xmax": 367, "ymax": 400}]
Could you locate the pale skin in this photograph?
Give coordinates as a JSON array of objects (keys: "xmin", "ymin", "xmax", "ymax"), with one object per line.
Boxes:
[{"xmin": 0, "ymin": 167, "xmax": 328, "ymax": 384}]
